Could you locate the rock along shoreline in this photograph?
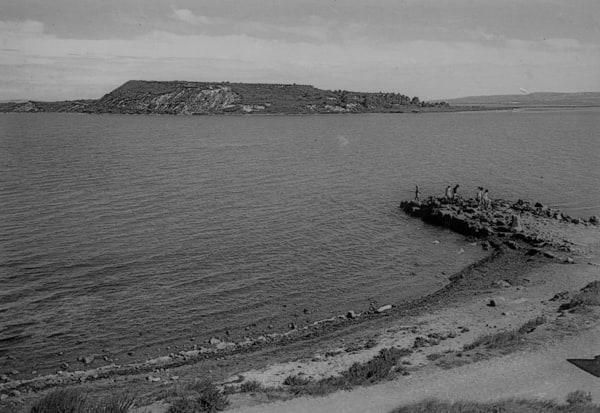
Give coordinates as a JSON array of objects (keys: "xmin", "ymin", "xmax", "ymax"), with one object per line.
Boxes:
[
  {"xmin": 400, "ymin": 195, "xmax": 599, "ymax": 252},
  {"xmin": 1, "ymin": 195, "xmax": 599, "ymax": 407}
]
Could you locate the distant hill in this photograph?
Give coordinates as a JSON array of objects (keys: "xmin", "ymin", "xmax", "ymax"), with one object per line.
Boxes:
[
  {"xmin": 0, "ymin": 80, "xmax": 449, "ymax": 115},
  {"xmin": 446, "ymin": 92, "xmax": 600, "ymax": 107}
]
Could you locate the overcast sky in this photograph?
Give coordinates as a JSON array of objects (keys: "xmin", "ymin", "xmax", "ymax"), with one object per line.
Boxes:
[{"xmin": 1, "ymin": 0, "xmax": 599, "ymax": 101}]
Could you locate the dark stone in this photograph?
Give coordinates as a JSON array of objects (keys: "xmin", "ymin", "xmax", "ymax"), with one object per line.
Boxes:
[
  {"xmin": 77, "ymin": 356, "xmax": 94, "ymax": 365},
  {"xmin": 487, "ymin": 299, "xmax": 496, "ymax": 307}
]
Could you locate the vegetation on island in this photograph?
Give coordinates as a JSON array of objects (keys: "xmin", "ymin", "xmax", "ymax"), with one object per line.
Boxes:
[{"xmin": 0, "ymin": 80, "xmax": 449, "ymax": 115}]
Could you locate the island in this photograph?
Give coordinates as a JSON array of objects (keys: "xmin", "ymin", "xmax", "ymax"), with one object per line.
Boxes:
[{"xmin": 0, "ymin": 80, "xmax": 453, "ymax": 115}]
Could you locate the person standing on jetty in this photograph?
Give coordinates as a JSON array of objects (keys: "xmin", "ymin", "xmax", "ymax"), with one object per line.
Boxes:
[
  {"xmin": 476, "ymin": 187, "xmax": 483, "ymax": 205},
  {"xmin": 445, "ymin": 185, "xmax": 452, "ymax": 201},
  {"xmin": 482, "ymin": 189, "xmax": 490, "ymax": 209},
  {"xmin": 452, "ymin": 184, "xmax": 460, "ymax": 201},
  {"xmin": 414, "ymin": 185, "xmax": 420, "ymax": 202}
]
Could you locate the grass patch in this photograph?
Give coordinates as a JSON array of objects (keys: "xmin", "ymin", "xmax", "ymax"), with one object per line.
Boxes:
[
  {"xmin": 559, "ymin": 281, "xmax": 600, "ymax": 312},
  {"xmin": 240, "ymin": 380, "xmax": 264, "ymax": 393},
  {"xmin": 29, "ymin": 389, "xmax": 135, "ymax": 413},
  {"xmin": 167, "ymin": 379, "xmax": 229, "ymax": 413},
  {"xmin": 390, "ymin": 391, "xmax": 600, "ymax": 413},
  {"xmin": 29, "ymin": 389, "xmax": 88, "ymax": 413},
  {"xmin": 282, "ymin": 347, "xmax": 411, "ymax": 396},
  {"xmin": 463, "ymin": 316, "xmax": 546, "ymax": 352}
]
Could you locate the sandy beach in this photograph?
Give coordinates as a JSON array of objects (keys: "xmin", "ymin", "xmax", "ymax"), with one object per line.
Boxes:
[{"xmin": 2, "ymin": 197, "xmax": 600, "ymax": 412}]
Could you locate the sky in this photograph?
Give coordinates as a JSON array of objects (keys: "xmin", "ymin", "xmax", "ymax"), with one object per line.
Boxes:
[{"xmin": 1, "ymin": 0, "xmax": 599, "ymax": 101}]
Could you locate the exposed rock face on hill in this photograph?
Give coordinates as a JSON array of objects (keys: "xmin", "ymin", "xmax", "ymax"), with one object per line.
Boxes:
[{"xmin": 0, "ymin": 80, "xmax": 445, "ymax": 115}]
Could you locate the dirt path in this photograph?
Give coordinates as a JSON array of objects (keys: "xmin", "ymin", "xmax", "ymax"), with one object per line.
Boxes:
[{"xmin": 229, "ymin": 326, "xmax": 600, "ymax": 413}]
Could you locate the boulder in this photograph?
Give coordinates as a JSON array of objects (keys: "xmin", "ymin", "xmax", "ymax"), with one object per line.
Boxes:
[
  {"xmin": 77, "ymin": 356, "xmax": 94, "ymax": 365},
  {"xmin": 510, "ymin": 215, "xmax": 523, "ymax": 232},
  {"xmin": 589, "ymin": 216, "xmax": 599, "ymax": 225},
  {"xmin": 492, "ymin": 280, "xmax": 511, "ymax": 288},
  {"xmin": 376, "ymin": 304, "xmax": 392, "ymax": 314},
  {"xmin": 346, "ymin": 310, "xmax": 358, "ymax": 319}
]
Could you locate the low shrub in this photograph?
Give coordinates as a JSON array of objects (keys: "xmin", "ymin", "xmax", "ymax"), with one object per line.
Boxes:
[
  {"xmin": 559, "ymin": 281, "xmax": 600, "ymax": 312},
  {"xmin": 343, "ymin": 347, "xmax": 410, "ymax": 385},
  {"xmin": 240, "ymin": 380, "xmax": 264, "ymax": 393},
  {"xmin": 29, "ymin": 389, "xmax": 136, "ymax": 413},
  {"xmin": 283, "ymin": 375, "xmax": 311, "ymax": 386},
  {"xmin": 391, "ymin": 397, "xmax": 600, "ymax": 413},
  {"xmin": 566, "ymin": 390, "xmax": 594, "ymax": 407},
  {"xmin": 91, "ymin": 393, "xmax": 136, "ymax": 413},
  {"xmin": 189, "ymin": 380, "xmax": 229, "ymax": 412},
  {"xmin": 463, "ymin": 316, "xmax": 546, "ymax": 351},
  {"xmin": 29, "ymin": 389, "xmax": 88, "ymax": 413},
  {"xmin": 282, "ymin": 347, "xmax": 411, "ymax": 396}
]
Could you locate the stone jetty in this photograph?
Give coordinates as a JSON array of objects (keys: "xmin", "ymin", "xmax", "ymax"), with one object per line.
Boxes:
[{"xmin": 400, "ymin": 196, "xmax": 599, "ymax": 251}]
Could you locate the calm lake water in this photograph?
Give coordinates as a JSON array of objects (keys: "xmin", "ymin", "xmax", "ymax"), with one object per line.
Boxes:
[{"xmin": 1, "ymin": 109, "xmax": 599, "ymax": 375}]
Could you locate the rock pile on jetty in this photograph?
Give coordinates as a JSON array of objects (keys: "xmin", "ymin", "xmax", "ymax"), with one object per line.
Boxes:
[{"xmin": 400, "ymin": 196, "xmax": 599, "ymax": 251}]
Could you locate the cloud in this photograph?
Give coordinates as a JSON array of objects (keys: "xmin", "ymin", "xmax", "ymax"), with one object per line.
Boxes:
[
  {"xmin": 0, "ymin": 16, "xmax": 599, "ymax": 100},
  {"xmin": 0, "ymin": 19, "xmax": 46, "ymax": 36},
  {"xmin": 170, "ymin": 8, "xmax": 216, "ymax": 26}
]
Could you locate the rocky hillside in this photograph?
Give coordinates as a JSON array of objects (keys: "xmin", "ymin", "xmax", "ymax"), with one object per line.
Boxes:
[{"xmin": 0, "ymin": 80, "xmax": 447, "ymax": 115}]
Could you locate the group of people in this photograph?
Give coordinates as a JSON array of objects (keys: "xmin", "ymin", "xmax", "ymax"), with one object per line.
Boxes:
[
  {"xmin": 476, "ymin": 186, "xmax": 491, "ymax": 209},
  {"xmin": 413, "ymin": 184, "xmax": 491, "ymax": 209},
  {"xmin": 444, "ymin": 184, "xmax": 460, "ymax": 202}
]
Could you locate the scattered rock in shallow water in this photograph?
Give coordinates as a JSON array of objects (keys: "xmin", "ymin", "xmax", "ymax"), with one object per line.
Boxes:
[
  {"xmin": 504, "ymin": 240, "xmax": 519, "ymax": 250},
  {"xmin": 346, "ymin": 310, "xmax": 358, "ymax": 319},
  {"xmin": 564, "ymin": 257, "xmax": 575, "ymax": 264},
  {"xmin": 147, "ymin": 376, "xmax": 160, "ymax": 382},
  {"xmin": 376, "ymin": 304, "xmax": 392, "ymax": 313},
  {"xmin": 60, "ymin": 362, "xmax": 69, "ymax": 370},
  {"xmin": 77, "ymin": 356, "xmax": 94, "ymax": 365},
  {"xmin": 209, "ymin": 337, "xmax": 222, "ymax": 345},
  {"xmin": 493, "ymin": 280, "xmax": 511, "ymax": 288},
  {"xmin": 543, "ymin": 251, "xmax": 557, "ymax": 259},
  {"xmin": 589, "ymin": 216, "xmax": 599, "ymax": 225}
]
